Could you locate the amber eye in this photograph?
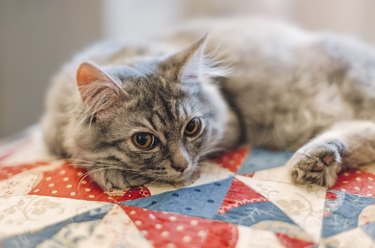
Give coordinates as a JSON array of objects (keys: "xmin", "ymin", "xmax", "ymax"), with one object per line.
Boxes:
[
  {"xmin": 184, "ymin": 118, "xmax": 202, "ymax": 137},
  {"xmin": 132, "ymin": 132, "xmax": 158, "ymax": 150}
]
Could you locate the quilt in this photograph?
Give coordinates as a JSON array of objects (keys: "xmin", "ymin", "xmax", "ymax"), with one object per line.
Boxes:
[{"xmin": 0, "ymin": 127, "xmax": 375, "ymax": 248}]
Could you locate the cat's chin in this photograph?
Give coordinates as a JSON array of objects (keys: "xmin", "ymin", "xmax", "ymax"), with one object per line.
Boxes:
[{"xmin": 165, "ymin": 168, "xmax": 201, "ymax": 188}]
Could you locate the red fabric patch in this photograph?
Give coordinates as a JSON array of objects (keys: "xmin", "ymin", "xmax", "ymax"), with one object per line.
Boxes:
[
  {"xmin": 326, "ymin": 191, "xmax": 337, "ymax": 200},
  {"xmin": 121, "ymin": 205, "xmax": 234, "ymax": 248},
  {"xmin": 213, "ymin": 146, "xmax": 250, "ymax": 173},
  {"xmin": 202, "ymin": 221, "xmax": 238, "ymax": 248},
  {"xmin": 29, "ymin": 163, "xmax": 150, "ymax": 203},
  {"xmin": 276, "ymin": 233, "xmax": 315, "ymax": 248},
  {"xmin": 331, "ymin": 169, "xmax": 375, "ymax": 197},
  {"xmin": 218, "ymin": 178, "xmax": 268, "ymax": 214},
  {"xmin": 0, "ymin": 161, "xmax": 49, "ymax": 180}
]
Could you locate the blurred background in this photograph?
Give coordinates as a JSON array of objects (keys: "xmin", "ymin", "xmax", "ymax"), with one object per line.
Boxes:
[{"xmin": 1, "ymin": 0, "xmax": 375, "ymax": 139}]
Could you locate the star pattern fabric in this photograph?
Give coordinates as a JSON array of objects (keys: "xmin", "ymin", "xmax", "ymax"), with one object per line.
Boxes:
[{"xmin": 0, "ymin": 128, "xmax": 375, "ymax": 248}]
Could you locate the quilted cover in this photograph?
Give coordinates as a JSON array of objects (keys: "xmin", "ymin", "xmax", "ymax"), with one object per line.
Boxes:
[{"xmin": 0, "ymin": 127, "xmax": 375, "ymax": 248}]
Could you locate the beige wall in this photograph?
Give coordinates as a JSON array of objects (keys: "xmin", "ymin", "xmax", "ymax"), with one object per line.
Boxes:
[
  {"xmin": 0, "ymin": 1, "xmax": 102, "ymax": 138},
  {"xmin": 1, "ymin": 0, "xmax": 374, "ymax": 139}
]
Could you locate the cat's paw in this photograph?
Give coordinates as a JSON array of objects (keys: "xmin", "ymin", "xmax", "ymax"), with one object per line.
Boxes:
[
  {"xmin": 170, "ymin": 169, "xmax": 201, "ymax": 188},
  {"xmin": 89, "ymin": 168, "xmax": 149, "ymax": 191},
  {"xmin": 289, "ymin": 141, "xmax": 345, "ymax": 187}
]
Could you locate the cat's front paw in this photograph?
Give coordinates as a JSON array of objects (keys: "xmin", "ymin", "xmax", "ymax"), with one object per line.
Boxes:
[{"xmin": 289, "ymin": 141, "xmax": 345, "ymax": 187}]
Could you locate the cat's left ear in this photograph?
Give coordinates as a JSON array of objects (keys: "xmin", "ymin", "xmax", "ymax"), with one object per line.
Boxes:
[
  {"xmin": 76, "ymin": 62, "xmax": 124, "ymax": 117},
  {"xmin": 161, "ymin": 34, "xmax": 208, "ymax": 84}
]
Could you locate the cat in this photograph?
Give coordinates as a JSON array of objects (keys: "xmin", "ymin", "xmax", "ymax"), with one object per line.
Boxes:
[{"xmin": 42, "ymin": 18, "xmax": 375, "ymax": 191}]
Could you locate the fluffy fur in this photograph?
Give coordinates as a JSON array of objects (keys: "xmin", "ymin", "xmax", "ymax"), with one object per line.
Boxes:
[{"xmin": 42, "ymin": 18, "xmax": 375, "ymax": 190}]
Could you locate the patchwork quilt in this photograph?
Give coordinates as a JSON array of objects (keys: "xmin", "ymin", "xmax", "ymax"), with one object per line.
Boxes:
[{"xmin": 0, "ymin": 127, "xmax": 375, "ymax": 248}]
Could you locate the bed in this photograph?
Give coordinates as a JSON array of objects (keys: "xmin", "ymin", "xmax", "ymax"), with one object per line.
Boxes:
[{"xmin": 0, "ymin": 127, "xmax": 374, "ymax": 247}]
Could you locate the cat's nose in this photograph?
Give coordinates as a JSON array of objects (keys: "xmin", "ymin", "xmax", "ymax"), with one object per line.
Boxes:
[
  {"xmin": 171, "ymin": 161, "xmax": 188, "ymax": 172},
  {"xmin": 171, "ymin": 147, "xmax": 190, "ymax": 172}
]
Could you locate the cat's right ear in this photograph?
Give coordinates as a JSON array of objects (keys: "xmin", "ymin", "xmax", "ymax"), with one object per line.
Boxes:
[{"xmin": 76, "ymin": 62, "xmax": 124, "ymax": 117}]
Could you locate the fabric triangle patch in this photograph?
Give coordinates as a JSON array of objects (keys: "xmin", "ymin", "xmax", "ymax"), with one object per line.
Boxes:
[
  {"xmin": 237, "ymin": 148, "xmax": 293, "ymax": 175},
  {"xmin": 2, "ymin": 204, "xmax": 113, "ymax": 248},
  {"xmin": 213, "ymin": 146, "xmax": 250, "ymax": 173},
  {"xmin": 323, "ymin": 190, "xmax": 375, "ymax": 238},
  {"xmin": 29, "ymin": 163, "xmax": 150, "ymax": 203},
  {"xmin": 218, "ymin": 178, "xmax": 268, "ymax": 214},
  {"xmin": 120, "ymin": 205, "xmax": 238, "ymax": 248},
  {"xmin": 121, "ymin": 177, "xmax": 233, "ymax": 219}
]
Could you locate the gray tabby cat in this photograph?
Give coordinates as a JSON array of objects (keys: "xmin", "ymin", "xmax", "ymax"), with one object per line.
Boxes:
[{"xmin": 42, "ymin": 18, "xmax": 375, "ymax": 191}]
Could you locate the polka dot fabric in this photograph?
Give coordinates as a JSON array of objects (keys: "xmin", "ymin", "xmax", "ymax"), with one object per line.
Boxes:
[
  {"xmin": 330, "ymin": 169, "xmax": 375, "ymax": 197},
  {"xmin": 121, "ymin": 205, "xmax": 238, "ymax": 248},
  {"xmin": 1, "ymin": 129, "xmax": 375, "ymax": 247},
  {"xmin": 30, "ymin": 163, "xmax": 150, "ymax": 203}
]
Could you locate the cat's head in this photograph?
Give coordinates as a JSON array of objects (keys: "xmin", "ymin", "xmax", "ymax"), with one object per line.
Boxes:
[{"xmin": 71, "ymin": 36, "xmax": 229, "ymax": 188}]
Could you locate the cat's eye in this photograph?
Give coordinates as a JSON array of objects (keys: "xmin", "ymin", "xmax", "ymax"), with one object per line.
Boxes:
[
  {"xmin": 184, "ymin": 117, "xmax": 202, "ymax": 137},
  {"xmin": 132, "ymin": 132, "xmax": 158, "ymax": 150}
]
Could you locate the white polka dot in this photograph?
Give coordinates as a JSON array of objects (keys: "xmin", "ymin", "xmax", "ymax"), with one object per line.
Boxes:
[
  {"xmin": 355, "ymin": 177, "xmax": 361, "ymax": 181},
  {"xmin": 176, "ymin": 225, "xmax": 184, "ymax": 231},
  {"xmin": 63, "ymin": 177, "xmax": 69, "ymax": 182},
  {"xmin": 66, "ymin": 184, "xmax": 72, "ymax": 188},
  {"xmin": 88, "ymin": 195, "xmax": 95, "ymax": 199},
  {"xmin": 77, "ymin": 172, "xmax": 83, "ymax": 176},
  {"xmin": 33, "ymin": 189, "xmax": 40, "ymax": 193},
  {"xmin": 354, "ymin": 186, "xmax": 360, "ymax": 191},
  {"xmin": 48, "ymin": 183, "xmax": 55, "ymax": 187},
  {"xmin": 155, "ymin": 224, "xmax": 162, "ymax": 230},
  {"xmin": 190, "ymin": 220, "xmax": 198, "ymax": 226},
  {"xmin": 366, "ymin": 193, "xmax": 373, "ymax": 197},
  {"xmin": 134, "ymin": 220, "xmax": 142, "ymax": 226},
  {"xmin": 343, "ymin": 172, "xmax": 349, "ymax": 177},
  {"xmin": 81, "ymin": 180, "xmax": 87, "ymax": 184},
  {"xmin": 182, "ymin": 235, "xmax": 191, "ymax": 243},
  {"xmin": 46, "ymin": 176, "xmax": 52, "ymax": 181},
  {"xmin": 85, "ymin": 188, "xmax": 91, "ymax": 192},
  {"xmin": 51, "ymin": 190, "xmax": 58, "ymax": 194},
  {"xmin": 356, "ymin": 170, "xmax": 362, "ymax": 174},
  {"xmin": 60, "ymin": 170, "xmax": 66, "ymax": 175},
  {"xmin": 169, "ymin": 216, "xmax": 177, "ymax": 221},
  {"xmin": 368, "ymin": 177, "xmax": 374, "ymax": 181},
  {"xmin": 368, "ymin": 185, "xmax": 373, "ymax": 189},
  {"xmin": 340, "ymin": 188, "xmax": 346, "ymax": 192},
  {"xmin": 198, "ymin": 230, "xmax": 206, "ymax": 237},
  {"xmin": 343, "ymin": 181, "xmax": 349, "ymax": 184},
  {"xmin": 70, "ymin": 192, "xmax": 76, "ymax": 196},
  {"xmin": 130, "ymin": 210, "xmax": 136, "ymax": 215},
  {"xmin": 141, "ymin": 230, "xmax": 148, "ymax": 236},
  {"xmin": 161, "ymin": 231, "xmax": 169, "ymax": 237},
  {"xmin": 166, "ymin": 243, "xmax": 175, "ymax": 248},
  {"xmin": 149, "ymin": 214, "xmax": 156, "ymax": 220}
]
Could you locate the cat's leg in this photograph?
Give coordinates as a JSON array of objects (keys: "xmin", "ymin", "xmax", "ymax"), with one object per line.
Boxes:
[{"xmin": 289, "ymin": 120, "xmax": 375, "ymax": 187}]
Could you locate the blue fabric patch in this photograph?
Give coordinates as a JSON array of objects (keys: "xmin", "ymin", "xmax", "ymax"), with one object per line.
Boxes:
[
  {"xmin": 2, "ymin": 204, "xmax": 113, "ymax": 248},
  {"xmin": 121, "ymin": 177, "xmax": 233, "ymax": 219},
  {"xmin": 322, "ymin": 190, "xmax": 375, "ymax": 238},
  {"xmin": 362, "ymin": 222, "xmax": 375, "ymax": 240},
  {"xmin": 238, "ymin": 148, "xmax": 293, "ymax": 174},
  {"xmin": 214, "ymin": 201, "xmax": 295, "ymax": 227}
]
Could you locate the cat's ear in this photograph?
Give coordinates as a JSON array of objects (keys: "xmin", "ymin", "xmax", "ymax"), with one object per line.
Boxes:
[
  {"xmin": 178, "ymin": 34, "xmax": 208, "ymax": 84},
  {"xmin": 161, "ymin": 34, "xmax": 208, "ymax": 84},
  {"xmin": 76, "ymin": 62, "xmax": 124, "ymax": 117}
]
